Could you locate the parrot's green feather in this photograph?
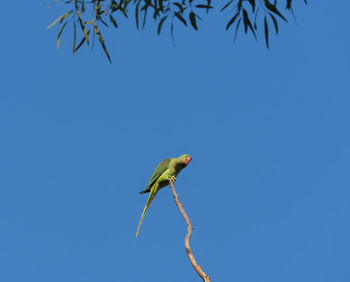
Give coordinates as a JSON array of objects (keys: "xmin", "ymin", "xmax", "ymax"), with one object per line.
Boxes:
[
  {"xmin": 136, "ymin": 185, "xmax": 157, "ymax": 237},
  {"xmin": 139, "ymin": 158, "xmax": 171, "ymax": 194},
  {"xmin": 136, "ymin": 154, "xmax": 191, "ymax": 237},
  {"xmin": 147, "ymin": 158, "xmax": 171, "ymax": 188}
]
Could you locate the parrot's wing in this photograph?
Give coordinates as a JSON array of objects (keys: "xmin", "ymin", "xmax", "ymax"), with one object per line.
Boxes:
[
  {"xmin": 139, "ymin": 158, "xmax": 171, "ymax": 194},
  {"xmin": 147, "ymin": 158, "xmax": 171, "ymax": 187}
]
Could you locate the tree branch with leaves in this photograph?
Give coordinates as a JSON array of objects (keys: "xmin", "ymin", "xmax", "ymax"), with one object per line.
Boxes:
[{"xmin": 47, "ymin": 0, "xmax": 307, "ymax": 62}]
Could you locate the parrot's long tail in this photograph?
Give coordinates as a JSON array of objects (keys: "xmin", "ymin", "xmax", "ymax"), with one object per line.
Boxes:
[{"xmin": 136, "ymin": 190, "xmax": 156, "ymax": 237}]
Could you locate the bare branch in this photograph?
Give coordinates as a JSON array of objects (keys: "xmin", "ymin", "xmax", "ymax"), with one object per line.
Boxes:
[{"xmin": 169, "ymin": 180, "xmax": 210, "ymax": 282}]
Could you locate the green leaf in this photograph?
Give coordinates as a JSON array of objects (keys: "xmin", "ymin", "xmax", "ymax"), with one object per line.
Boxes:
[
  {"xmin": 99, "ymin": 18, "xmax": 109, "ymax": 27},
  {"xmin": 142, "ymin": 5, "xmax": 148, "ymax": 29},
  {"xmin": 247, "ymin": 0, "xmax": 255, "ymax": 12},
  {"xmin": 234, "ymin": 18, "xmax": 242, "ymax": 42},
  {"xmin": 110, "ymin": 15, "xmax": 118, "ymax": 28},
  {"xmin": 286, "ymin": 0, "xmax": 292, "ymax": 9},
  {"xmin": 242, "ymin": 10, "xmax": 248, "ymax": 34},
  {"xmin": 206, "ymin": 0, "xmax": 212, "ymax": 13},
  {"xmin": 78, "ymin": 12, "xmax": 90, "ymax": 45},
  {"xmin": 47, "ymin": 10, "xmax": 73, "ymax": 29},
  {"xmin": 46, "ymin": 16, "xmax": 63, "ymax": 29},
  {"xmin": 74, "ymin": 30, "xmax": 91, "ymax": 53},
  {"xmin": 47, "ymin": 15, "xmax": 63, "ymax": 29},
  {"xmin": 221, "ymin": 0, "xmax": 233, "ymax": 12},
  {"xmin": 242, "ymin": 9, "xmax": 256, "ymax": 39},
  {"xmin": 73, "ymin": 21, "xmax": 76, "ymax": 55},
  {"xmin": 173, "ymin": 2, "xmax": 184, "ymax": 13},
  {"xmin": 122, "ymin": 0, "xmax": 131, "ymax": 14},
  {"xmin": 268, "ymin": 13, "xmax": 278, "ymax": 34},
  {"xmin": 60, "ymin": 10, "xmax": 73, "ymax": 24},
  {"xmin": 189, "ymin": 12, "xmax": 198, "ymax": 30},
  {"xmin": 264, "ymin": 0, "xmax": 287, "ymax": 22},
  {"xmin": 264, "ymin": 16, "xmax": 269, "ymax": 49},
  {"xmin": 135, "ymin": 2, "xmax": 140, "ymax": 29},
  {"xmin": 226, "ymin": 12, "xmax": 239, "ymax": 31},
  {"xmin": 94, "ymin": 23, "xmax": 112, "ymax": 63},
  {"xmin": 171, "ymin": 22, "xmax": 174, "ymax": 42},
  {"xmin": 174, "ymin": 12, "xmax": 187, "ymax": 26},
  {"xmin": 157, "ymin": 15, "xmax": 168, "ymax": 35},
  {"xmin": 254, "ymin": 7, "xmax": 260, "ymax": 30},
  {"xmin": 159, "ymin": 0, "xmax": 164, "ymax": 12},
  {"xmin": 57, "ymin": 22, "xmax": 67, "ymax": 48},
  {"xmin": 195, "ymin": 4, "xmax": 213, "ymax": 10}
]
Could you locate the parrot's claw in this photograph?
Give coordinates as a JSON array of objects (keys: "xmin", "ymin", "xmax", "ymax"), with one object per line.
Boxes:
[{"xmin": 168, "ymin": 176, "xmax": 177, "ymax": 183}]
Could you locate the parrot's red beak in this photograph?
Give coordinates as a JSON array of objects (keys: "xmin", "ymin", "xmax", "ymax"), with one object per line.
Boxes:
[{"xmin": 184, "ymin": 156, "xmax": 191, "ymax": 165}]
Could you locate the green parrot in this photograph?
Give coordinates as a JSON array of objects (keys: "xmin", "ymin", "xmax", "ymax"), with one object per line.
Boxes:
[{"xmin": 136, "ymin": 154, "xmax": 192, "ymax": 237}]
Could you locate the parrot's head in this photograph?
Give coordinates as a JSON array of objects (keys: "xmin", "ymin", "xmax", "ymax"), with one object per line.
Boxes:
[{"xmin": 177, "ymin": 154, "xmax": 192, "ymax": 167}]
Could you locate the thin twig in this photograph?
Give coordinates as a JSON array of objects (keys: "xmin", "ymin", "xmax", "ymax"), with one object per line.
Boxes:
[{"xmin": 169, "ymin": 180, "xmax": 210, "ymax": 282}]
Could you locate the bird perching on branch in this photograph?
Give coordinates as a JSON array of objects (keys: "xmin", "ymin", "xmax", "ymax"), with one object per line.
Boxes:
[{"xmin": 136, "ymin": 154, "xmax": 192, "ymax": 237}]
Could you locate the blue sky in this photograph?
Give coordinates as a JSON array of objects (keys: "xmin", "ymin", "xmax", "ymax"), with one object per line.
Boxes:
[{"xmin": 0, "ymin": 1, "xmax": 349, "ymax": 282}]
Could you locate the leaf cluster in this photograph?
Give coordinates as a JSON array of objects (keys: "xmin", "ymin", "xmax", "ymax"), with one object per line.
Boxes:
[{"xmin": 47, "ymin": 0, "xmax": 307, "ymax": 62}]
